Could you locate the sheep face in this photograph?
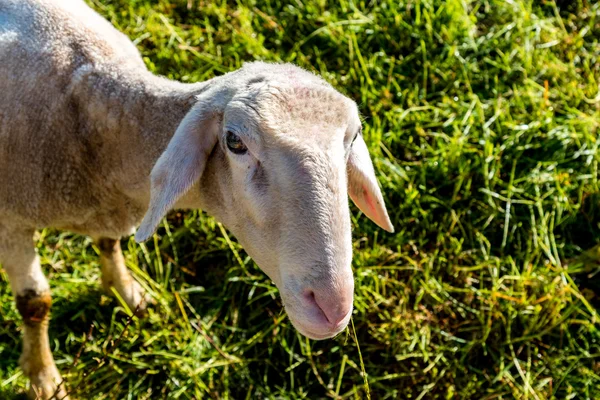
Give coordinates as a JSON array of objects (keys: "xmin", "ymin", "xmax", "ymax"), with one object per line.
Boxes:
[{"xmin": 136, "ymin": 63, "xmax": 393, "ymax": 340}]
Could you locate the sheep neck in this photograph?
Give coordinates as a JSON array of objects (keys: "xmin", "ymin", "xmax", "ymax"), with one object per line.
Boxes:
[{"xmin": 77, "ymin": 67, "xmax": 208, "ymax": 210}]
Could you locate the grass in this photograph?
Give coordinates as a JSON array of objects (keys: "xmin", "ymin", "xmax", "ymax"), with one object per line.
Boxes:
[{"xmin": 1, "ymin": 0, "xmax": 600, "ymax": 398}]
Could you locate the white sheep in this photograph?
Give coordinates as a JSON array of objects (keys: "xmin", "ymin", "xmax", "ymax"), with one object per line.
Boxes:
[{"xmin": 0, "ymin": 0, "xmax": 394, "ymax": 398}]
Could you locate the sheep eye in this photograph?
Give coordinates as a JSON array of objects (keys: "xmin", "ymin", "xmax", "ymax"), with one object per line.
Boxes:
[
  {"xmin": 226, "ymin": 131, "xmax": 247, "ymax": 155},
  {"xmin": 351, "ymin": 127, "xmax": 361, "ymax": 145}
]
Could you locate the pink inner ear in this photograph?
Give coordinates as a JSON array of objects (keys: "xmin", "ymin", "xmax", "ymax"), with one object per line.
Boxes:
[{"xmin": 363, "ymin": 185, "xmax": 377, "ymax": 213}]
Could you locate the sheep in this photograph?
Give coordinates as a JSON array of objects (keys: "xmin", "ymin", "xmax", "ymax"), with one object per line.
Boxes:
[{"xmin": 0, "ymin": 0, "xmax": 394, "ymax": 398}]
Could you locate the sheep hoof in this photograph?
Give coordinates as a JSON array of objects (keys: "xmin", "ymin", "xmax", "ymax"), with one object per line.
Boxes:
[
  {"xmin": 21, "ymin": 359, "xmax": 68, "ymax": 400},
  {"xmin": 126, "ymin": 280, "xmax": 155, "ymax": 317},
  {"xmin": 105, "ymin": 278, "xmax": 154, "ymax": 317}
]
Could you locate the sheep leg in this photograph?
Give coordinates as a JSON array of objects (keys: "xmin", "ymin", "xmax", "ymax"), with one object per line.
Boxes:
[
  {"xmin": 0, "ymin": 228, "xmax": 68, "ymax": 400},
  {"xmin": 96, "ymin": 238, "xmax": 150, "ymax": 315}
]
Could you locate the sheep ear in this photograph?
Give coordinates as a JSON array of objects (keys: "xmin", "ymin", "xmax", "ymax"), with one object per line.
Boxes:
[
  {"xmin": 135, "ymin": 103, "xmax": 220, "ymax": 242},
  {"xmin": 347, "ymin": 134, "xmax": 394, "ymax": 233}
]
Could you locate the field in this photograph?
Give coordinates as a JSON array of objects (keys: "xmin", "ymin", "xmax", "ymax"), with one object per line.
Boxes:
[{"xmin": 1, "ymin": 0, "xmax": 600, "ymax": 398}]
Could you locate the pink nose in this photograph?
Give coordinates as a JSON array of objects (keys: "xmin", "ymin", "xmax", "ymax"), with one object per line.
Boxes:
[{"xmin": 305, "ymin": 290, "xmax": 352, "ymax": 327}]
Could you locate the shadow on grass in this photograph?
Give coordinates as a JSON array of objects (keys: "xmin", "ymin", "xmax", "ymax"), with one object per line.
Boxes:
[
  {"xmin": 51, "ymin": 287, "xmax": 114, "ymax": 338},
  {"xmin": 0, "ymin": 388, "xmax": 28, "ymax": 400},
  {"xmin": 563, "ymin": 193, "xmax": 600, "ymax": 307}
]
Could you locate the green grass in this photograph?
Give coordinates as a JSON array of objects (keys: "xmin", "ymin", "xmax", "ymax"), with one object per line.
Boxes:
[{"xmin": 1, "ymin": 0, "xmax": 600, "ymax": 398}]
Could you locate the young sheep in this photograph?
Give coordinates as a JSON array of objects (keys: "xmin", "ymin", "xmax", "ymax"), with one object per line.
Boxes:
[{"xmin": 0, "ymin": 0, "xmax": 394, "ymax": 398}]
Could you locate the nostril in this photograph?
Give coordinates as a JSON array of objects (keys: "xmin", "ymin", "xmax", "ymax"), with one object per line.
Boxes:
[{"xmin": 303, "ymin": 289, "xmax": 332, "ymax": 324}]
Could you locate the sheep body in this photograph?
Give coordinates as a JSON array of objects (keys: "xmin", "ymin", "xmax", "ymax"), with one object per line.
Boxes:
[{"xmin": 0, "ymin": 0, "xmax": 199, "ymax": 238}]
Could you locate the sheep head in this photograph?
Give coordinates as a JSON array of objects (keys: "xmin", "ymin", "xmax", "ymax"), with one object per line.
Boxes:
[{"xmin": 136, "ymin": 62, "xmax": 393, "ymax": 340}]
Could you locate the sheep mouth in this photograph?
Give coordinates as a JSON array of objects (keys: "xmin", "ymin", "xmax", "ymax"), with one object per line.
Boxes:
[
  {"xmin": 289, "ymin": 316, "xmax": 350, "ymax": 340},
  {"xmin": 282, "ymin": 296, "xmax": 352, "ymax": 340}
]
